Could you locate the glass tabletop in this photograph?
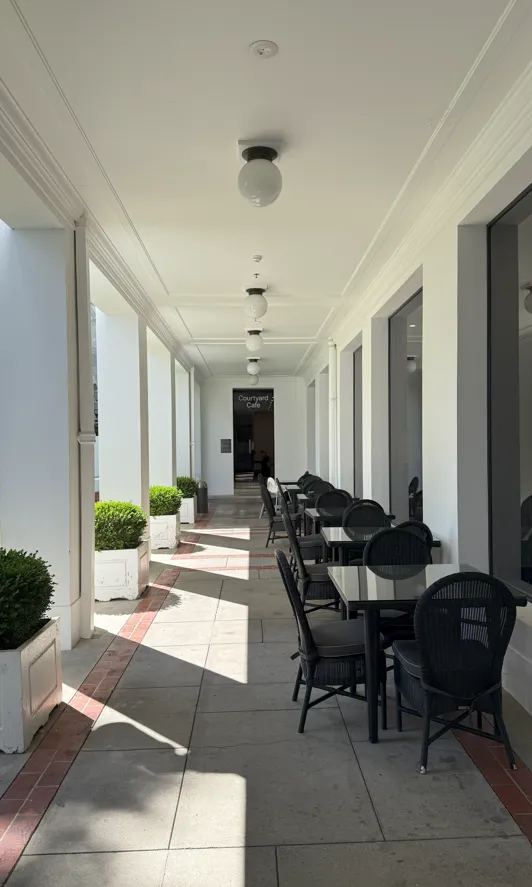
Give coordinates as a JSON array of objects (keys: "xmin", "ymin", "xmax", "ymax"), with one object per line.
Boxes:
[
  {"xmin": 328, "ymin": 563, "xmax": 529, "ymax": 608},
  {"xmin": 322, "ymin": 526, "xmax": 385, "ymax": 545}
]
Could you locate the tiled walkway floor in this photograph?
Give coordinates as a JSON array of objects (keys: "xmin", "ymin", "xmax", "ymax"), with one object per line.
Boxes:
[{"xmin": 3, "ymin": 490, "xmax": 532, "ymax": 884}]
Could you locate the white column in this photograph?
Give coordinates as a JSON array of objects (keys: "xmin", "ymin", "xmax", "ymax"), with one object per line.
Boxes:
[
  {"xmin": 0, "ymin": 226, "xmax": 93, "ymax": 650},
  {"xmin": 362, "ymin": 317, "xmax": 389, "ymax": 507},
  {"xmin": 194, "ymin": 378, "xmax": 202, "ymax": 478},
  {"xmin": 315, "ymin": 372, "xmax": 329, "ymax": 479},
  {"xmin": 189, "ymin": 366, "xmax": 196, "ymax": 478},
  {"xmin": 306, "ymin": 385, "xmax": 316, "ymax": 473},
  {"xmin": 175, "ymin": 367, "xmax": 191, "ymax": 477},
  {"xmin": 148, "ymin": 349, "xmax": 175, "ymax": 486},
  {"xmin": 328, "ymin": 339, "xmax": 338, "ymax": 486},
  {"xmin": 423, "ymin": 224, "xmax": 489, "ymax": 567},
  {"xmin": 96, "ymin": 313, "xmax": 150, "ymax": 515}
]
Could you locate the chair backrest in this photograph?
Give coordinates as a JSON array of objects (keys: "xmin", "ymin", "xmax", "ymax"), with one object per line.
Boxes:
[
  {"xmin": 409, "ymin": 476, "xmax": 419, "ymax": 497},
  {"xmin": 410, "ymin": 490, "xmax": 423, "ymax": 519},
  {"xmin": 414, "ymin": 572, "xmax": 517, "ymax": 700},
  {"xmin": 266, "ymin": 477, "xmax": 278, "ymax": 496},
  {"xmin": 259, "ymin": 482, "xmax": 276, "ymax": 521},
  {"xmin": 363, "ymin": 527, "xmax": 432, "ymax": 569},
  {"xmin": 300, "ymin": 474, "xmax": 321, "ymax": 492},
  {"xmin": 522, "ymin": 496, "xmax": 532, "ymax": 539},
  {"xmin": 281, "ymin": 510, "xmax": 308, "ymax": 581},
  {"xmin": 356, "ymin": 499, "xmax": 386, "ymax": 511},
  {"xmin": 397, "ymin": 519, "xmax": 433, "ymax": 548},
  {"xmin": 275, "ymin": 549, "xmax": 317, "ymax": 660},
  {"xmin": 297, "ymin": 471, "xmax": 310, "ymax": 485},
  {"xmin": 315, "ymin": 489, "xmax": 352, "ymax": 520},
  {"xmin": 257, "ymin": 472, "xmax": 266, "ymax": 487},
  {"xmin": 342, "ymin": 502, "xmax": 390, "ymax": 538},
  {"xmin": 305, "ymin": 479, "xmax": 335, "ymax": 497}
]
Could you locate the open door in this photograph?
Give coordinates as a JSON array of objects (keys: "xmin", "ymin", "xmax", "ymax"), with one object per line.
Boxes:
[{"xmin": 233, "ymin": 389, "xmax": 275, "ymax": 482}]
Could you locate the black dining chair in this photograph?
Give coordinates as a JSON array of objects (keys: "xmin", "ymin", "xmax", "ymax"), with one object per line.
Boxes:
[
  {"xmin": 393, "ymin": 571, "xmax": 518, "ymax": 773},
  {"xmin": 410, "ymin": 490, "xmax": 423, "ymax": 521},
  {"xmin": 278, "ymin": 492, "xmax": 323, "ymax": 563},
  {"xmin": 363, "ymin": 527, "xmax": 432, "ymax": 646},
  {"xmin": 281, "ymin": 511, "xmax": 338, "ymax": 614},
  {"xmin": 398, "ymin": 520, "xmax": 433, "ymax": 548},
  {"xmin": 341, "ymin": 502, "xmax": 391, "ymax": 563},
  {"xmin": 315, "ymin": 489, "xmax": 353, "ymax": 528},
  {"xmin": 275, "ymin": 548, "xmax": 388, "ymax": 733},
  {"xmin": 260, "ymin": 484, "xmax": 301, "ymax": 546},
  {"xmin": 300, "ymin": 474, "xmax": 321, "ymax": 492},
  {"xmin": 304, "ymin": 479, "xmax": 335, "ymax": 499}
]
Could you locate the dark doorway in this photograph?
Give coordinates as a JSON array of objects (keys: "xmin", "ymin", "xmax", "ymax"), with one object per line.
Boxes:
[{"xmin": 233, "ymin": 389, "xmax": 275, "ymax": 481}]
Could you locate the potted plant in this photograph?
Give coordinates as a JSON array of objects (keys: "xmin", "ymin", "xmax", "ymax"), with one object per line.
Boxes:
[
  {"xmin": 0, "ymin": 548, "xmax": 61, "ymax": 753},
  {"xmin": 176, "ymin": 476, "xmax": 198, "ymax": 524},
  {"xmin": 94, "ymin": 501, "xmax": 149, "ymax": 601},
  {"xmin": 150, "ymin": 485, "xmax": 182, "ymax": 549}
]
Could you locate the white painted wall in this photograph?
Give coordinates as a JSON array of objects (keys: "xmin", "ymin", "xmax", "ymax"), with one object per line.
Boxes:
[{"xmin": 201, "ymin": 376, "xmax": 307, "ymax": 496}]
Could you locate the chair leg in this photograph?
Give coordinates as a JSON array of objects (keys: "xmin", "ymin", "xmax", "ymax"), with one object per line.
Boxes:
[
  {"xmin": 292, "ymin": 664, "xmax": 303, "ymax": 702},
  {"xmin": 420, "ymin": 697, "xmax": 431, "ymax": 774},
  {"xmin": 298, "ymin": 677, "xmax": 314, "ymax": 733},
  {"xmin": 395, "ymin": 686, "xmax": 403, "ymax": 733},
  {"xmin": 476, "ymin": 709, "xmax": 483, "ymax": 731},
  {"xmin": 493, "ymin": 694, "xmax": 517, "ymax": 770},
  {"xmin": 380, "ymin": 679, "xmax": 388, "ymax": 731}
]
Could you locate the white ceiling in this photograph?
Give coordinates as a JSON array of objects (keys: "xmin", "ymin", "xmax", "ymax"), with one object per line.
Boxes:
[{"xmin": 0, "ymin": 0, "xmax": 521, "ymax": 375}]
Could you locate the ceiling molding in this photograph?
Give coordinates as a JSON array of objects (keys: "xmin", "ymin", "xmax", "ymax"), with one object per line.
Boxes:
[
  {"xmin": 0, "ymin": 77, "xmax": 193, "ymax": 373},
  {"xmin": 189, "ymin": 337, "xmax": 317, "ymax": 346},
  {"xmin": 332, "ymin": 57, "xmax": 532, "ymax": 351}
]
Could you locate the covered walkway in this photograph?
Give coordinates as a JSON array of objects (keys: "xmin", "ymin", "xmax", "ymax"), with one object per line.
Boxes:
[{"xmin": 2, "ymin": 492, "xmax": 532, "ymax": 885}]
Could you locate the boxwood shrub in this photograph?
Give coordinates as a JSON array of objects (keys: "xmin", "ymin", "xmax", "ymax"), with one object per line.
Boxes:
[
  {"xmin": 175, "ymin": 476, "xmax": 198, "ymax": 499},
  {"xmin": 95, "ymin": 501, "xmax": 147, "ymax": 551},
  {"xmin": 0, "ymin": 548, "xmax": 55, "ymax": 650},
  {"xmin": 150, "ymin": 485, "xmax": 182, "ymax": 516}
]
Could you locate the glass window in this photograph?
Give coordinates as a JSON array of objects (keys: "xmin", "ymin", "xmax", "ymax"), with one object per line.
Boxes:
[
  {"xmin": 389, "ymin": 291, "xmax": 423, "ymax": 522},
  {"xmin": 489, "ymin": 188, "xmax": 532, "ymax": 588}
]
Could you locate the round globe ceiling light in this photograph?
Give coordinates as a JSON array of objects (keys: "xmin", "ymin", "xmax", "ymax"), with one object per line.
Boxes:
[
  {"xmin": 407, "ymin": 358, "xmax": 417, "ymax": 374},
  {"xmin": 244, "ymin": 287, "xmax": 268, "ymax": 319},
  {"xmin": 247, "ymin": 359, "xmax": 260, "ymax": 376},
  {"xmin": 248, "ymin": 375, "xmax": 260, "ymax": 387},
  {"xmin": 246, "ymin": 329, "xmax": 263, "ymax": 352},
  {"xmin": 524, "ymin": 285, "xmax": 532, "ymax": 314},
  {"xmin": 238, "ymin": 146, "xmax": 282, "ymax": 208}
]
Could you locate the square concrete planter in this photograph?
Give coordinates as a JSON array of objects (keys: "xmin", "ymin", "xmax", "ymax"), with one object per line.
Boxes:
[
  {"xmin": 180, "ymin": 495, "xmax": 197, "ymax": 525},
  {"xmin": 0, "ymin": 618, "xmax": 62, "ymax": 753},
  {"xmin": 150, "ymin": 513, "xmax": 181, "ymax": 550},
  {"xmin": 95, "ymin": 540, "xmax": 150, "ymax": 601}
]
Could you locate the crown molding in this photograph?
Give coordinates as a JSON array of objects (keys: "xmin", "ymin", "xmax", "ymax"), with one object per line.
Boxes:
[
  {"xmin": 331, "ymin": 58, "xmax": 532, "ymax": 351},
  {"xmin": 0, "ymin": 78, "xmax": 193, "ymax": 373}
]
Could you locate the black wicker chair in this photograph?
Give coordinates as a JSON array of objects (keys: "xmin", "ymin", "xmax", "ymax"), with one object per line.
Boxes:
[
  {"xmin": 315, "ymin": 490, "xmax": 353, "ymax": 528},
  {"xmin": 397, "ymin": 520, "xmax": 433, "ymax": 548},
  {"xmin": 260, "ymin": 484, "xmax": 301, "ymax": 546},
  {"xmin": 281, "ymin": 510, "xmax": 338, "ymax": 614},
  {"xmin": 393, "ymin": 571, "xmax": 518, "ymax": 773},
  {"xmin": 278, "ymin": 493, "xmax": 323, "ymax": 563},
  {"xmin": 304, "ymin": 479, "xmax": 335, "ymax": 500},
  {"xmin": 409, "ymin": 476, "xmax": 420, "ymax": 497},
  {"xmin": 275, "ymin": 549, "xmax": 388, "ymax": 733},
  {"xmin": 341, "ymin": 503, "xmax": 391, "ymax": 564},
  {"xmin": 300, "ymin": 474, "xmax": 321, "ymax": 492}
]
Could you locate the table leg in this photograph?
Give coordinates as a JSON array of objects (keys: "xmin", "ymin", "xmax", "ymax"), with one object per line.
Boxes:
[
  {"xmin": 339, "ymin": 546, "xmax": 348, "ymax": 566},
  {"xmin": 364, "ymin": 609, "xmax": 380, "ymax": 743}
]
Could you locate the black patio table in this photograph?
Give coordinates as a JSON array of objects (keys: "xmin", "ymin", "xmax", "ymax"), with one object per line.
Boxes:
[
  {"xmin": 321, "ymin": 526, "xmax": 442, "ymax": 565},
  {"xmin": 327, "ymin": 563, "xmax": 528, "ymax": 744},
  {"xmin": 281, "ymin": 483, "xmax": 301, "ymax": 511}
]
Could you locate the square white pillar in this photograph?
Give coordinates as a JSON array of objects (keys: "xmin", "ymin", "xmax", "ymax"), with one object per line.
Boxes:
[
  {"xmin": 175, "ymin": 367, "xmax": 191, "ymax": 477},
  {"xmin": 315, "ymin": 372, "xmax": 329, "ymax": 479},
  {"xmin": 0, "ymin": 226, "xmax": 94, "ymax": 650},
  {"xmin": 96, "ymin": 313, "xmax": 150, "ymax": 515},
  {"xmin": 148, "ymin": 350, "xmax": 176, "ymax": 486},
  {"xmin": 306, "ymin": 385, "xmax": 316, "ymax": 474}
]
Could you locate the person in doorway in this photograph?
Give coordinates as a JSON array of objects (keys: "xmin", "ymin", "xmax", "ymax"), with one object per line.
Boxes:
[{"xmin": 261, "ymin": 452, "xmax": 271, "ymax": 479}]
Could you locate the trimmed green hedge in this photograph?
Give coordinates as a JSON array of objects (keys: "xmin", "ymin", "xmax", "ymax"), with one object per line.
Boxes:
[
  {"xmin": 95, "ymin": 501, "xmax": 147, "ymax": 551},
  {"xmin": 0, "ymin": 548, "xmax": 55, "ymax": 650},
  {"xmin": 150, "ymin": 485, "xmax": 182, "ymax": 516},
  {"xmin": 175, "ymin": 476, "xmax": 198, "ymax": 499}
]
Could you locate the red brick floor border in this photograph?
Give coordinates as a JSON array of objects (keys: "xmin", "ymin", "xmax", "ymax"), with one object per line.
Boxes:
[{"xmin": 0, "ymin": 566, "xmax": 180, "ymax": 884}]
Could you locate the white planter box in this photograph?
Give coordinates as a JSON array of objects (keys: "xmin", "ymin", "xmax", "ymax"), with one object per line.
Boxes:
[
  {"xmin": 180, "ymin": 495, "xmax": 197, "ymax": 525},
  {"xmin": 0, "ymin": 618, "xmax": 62, "ymax": 753},
  {"xmin": 150, "ymin": 513, "xmax": 181, "ymax": 550},
  {"xmin": 95, "ymin": 540, "xmax": 150, "ymax": 601}
]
